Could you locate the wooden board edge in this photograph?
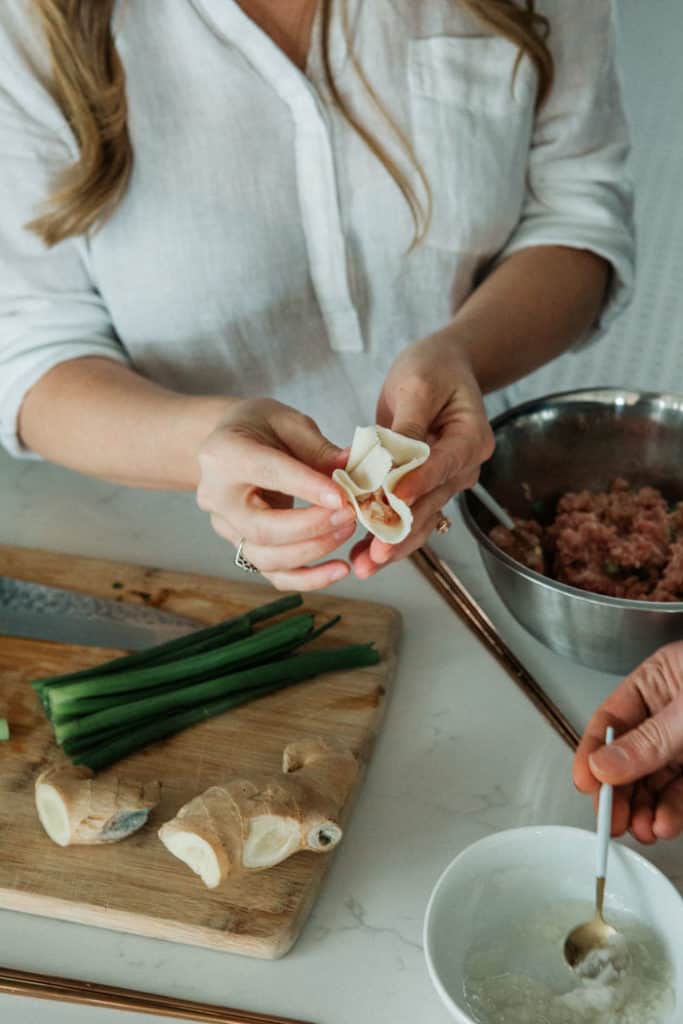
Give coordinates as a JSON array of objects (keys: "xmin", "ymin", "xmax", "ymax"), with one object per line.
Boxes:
[
  {"xmin": 0, "ymin": 888, "xmax": 292, "ymax": 960},
  {"xmin": 0, "ymin": 543, "xmax": 404, "ymax": 624},
  {"xmin": 0, "ymin": 543, "xmax": 280, "ymax": 602}
]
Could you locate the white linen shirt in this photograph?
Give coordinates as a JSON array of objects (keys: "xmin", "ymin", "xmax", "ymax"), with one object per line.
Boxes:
[{"xmin": 0, "ymin": 0, "xmax": 634, "ymax": 458}]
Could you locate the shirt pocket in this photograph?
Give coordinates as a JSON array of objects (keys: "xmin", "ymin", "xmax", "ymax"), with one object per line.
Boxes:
[{"xmin": 407, "ymin": 35, "xmax": 536, "ymax": 253}]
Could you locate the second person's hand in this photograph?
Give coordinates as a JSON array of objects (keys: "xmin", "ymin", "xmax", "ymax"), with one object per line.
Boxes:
[
  {"xmin": 196, "ymin": 398, "xmax": 355, "ymax": 591},
  {"xmin": 573, "ymin": 641, "xmax": 683, "ymax": 843},
  {"xmin": 351, "ymin": 330, "xmax": 494, "ymax": 578}
]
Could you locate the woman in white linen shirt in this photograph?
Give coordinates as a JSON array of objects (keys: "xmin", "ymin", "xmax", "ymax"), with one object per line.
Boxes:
[{"xmin": 0, "ymin": 0, "xmax": 634, "ymax": 591}]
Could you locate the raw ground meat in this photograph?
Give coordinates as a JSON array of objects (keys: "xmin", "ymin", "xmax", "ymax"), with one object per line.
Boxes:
[
  {"xmin": 489, "ymin": 479, "xmax": 683, "ymax": 602},
  {"xmin": 356, "ymin": 489, "xmax": 401, "ymax": 527}
]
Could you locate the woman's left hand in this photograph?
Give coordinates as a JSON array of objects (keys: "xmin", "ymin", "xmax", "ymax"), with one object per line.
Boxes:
[{"xmin": 350, "ymin": 330, "xmax": 494, "ymax": 578}]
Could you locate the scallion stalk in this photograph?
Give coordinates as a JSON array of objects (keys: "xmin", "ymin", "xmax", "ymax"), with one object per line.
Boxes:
[
  {"xmin": 47, "ymin": 613, "xmax": 315, "ymax": 711},
  {"xmin": 49, "ymin": 615, "xmax": 342, "ymax": 724},
  {"xmin": 71, "ymin": 643, "xmax": 380, "ymax": 771},
  {"xmin": 71, "ymin": 683, "xmax": 285, "ymax": 771},
  {"xmin": 54, "ymin": 643, "xmax": 376, "ymax": 745},
  {"xmin": 32, "ymin": 593, "xmax": 303, "ymax": 693}
]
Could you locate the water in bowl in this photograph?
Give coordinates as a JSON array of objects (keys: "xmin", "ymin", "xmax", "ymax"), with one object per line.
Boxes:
[{"xmin": 462, "ymin": 899, "xmax": 674, "ymax": 1024}]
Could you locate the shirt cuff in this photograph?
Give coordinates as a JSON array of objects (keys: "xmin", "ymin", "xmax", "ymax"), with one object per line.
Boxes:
[
  {"xmin": 495, "ymin": 220, "xmax": 636, "ymax": 342},
  {"xmin": 0, "ymin": 344, "xmax": 132, "ymax": 459}
]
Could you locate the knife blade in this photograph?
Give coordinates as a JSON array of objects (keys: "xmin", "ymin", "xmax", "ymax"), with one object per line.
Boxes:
[{"xmin": 0, "ymin": 577, "xmax": 199, "ymax": 650}]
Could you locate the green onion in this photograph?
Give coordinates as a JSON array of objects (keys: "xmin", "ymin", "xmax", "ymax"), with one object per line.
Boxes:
[
  {"xmin": 71, "ymin": 644, "xmax": 380, "ymax": 772},
  {"xmin": 32, "ymin": 618, "xmax": 249, "ymax": 696},
  {"xmin": 71, "ymin": 683, "xmax": 287, "ymax": 771},
  {"xmin": 47, "ymin": 613, "xmax": 315, "ymax": 711},
  {"xmin": 31, "ymin": 591, "xmax": 381, "ymax": 772},
  {"xmin": 0, "ymin": 718, "xmax": 9, "ymax": 741},
  {"xmin": 49, "ymin": 615, "xmax": 342, "ymax": 724},
  {"xmin": 54, "ymin": 643, "xmax": 376, "ymax": 745},
  {"xmin": 33, "ymin": 618, "xmax": 251, "ymax": 696},
  {"xmin": 32, "ymin": 593, "xmax": 302, "ymax": 694},
  {"xmin": 62, "ymin": 722, "xmax": 138, "ymax": 757},
  {"xmin": 245, "ymin": 595, "xmax": 305, "ymax": 624}
]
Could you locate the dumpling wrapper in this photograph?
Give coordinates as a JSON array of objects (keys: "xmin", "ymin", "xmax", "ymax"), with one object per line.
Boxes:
[{"xmin": 333, "ymin": 426, "xmax": 430, "ymax": 543}]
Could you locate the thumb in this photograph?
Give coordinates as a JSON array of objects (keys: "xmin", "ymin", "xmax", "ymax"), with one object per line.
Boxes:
[
  {"xmin": 589, "ymin": 699, "xmax": 683, "ymax": 785},
  {"xmin": 276, "ymin": 413, "xmax": 345, "ymax": 474},
  {"xmin": 388, "ymin": 386, "xmax": 433, "ymax": 443}
]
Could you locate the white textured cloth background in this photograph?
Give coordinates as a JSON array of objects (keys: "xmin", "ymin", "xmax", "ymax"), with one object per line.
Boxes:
[{"xmin": 500, "ymin": 0, "xmax": 683, "ymax": 411}]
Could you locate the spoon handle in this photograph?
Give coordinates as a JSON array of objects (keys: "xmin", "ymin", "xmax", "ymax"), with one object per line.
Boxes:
[
  {"xmin": 596, "ymin": 726, "xmax": 615, "ymax": 886},
  {"xmin": 469, "ymin": 483, "xmax": 516, "ymax": 532}
]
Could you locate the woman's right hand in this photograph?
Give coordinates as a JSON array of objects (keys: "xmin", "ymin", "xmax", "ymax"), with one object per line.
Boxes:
[
  {"xmin": 196, "ymin": 398, "xmax": 355, "ymax": 591},
  {"xmin": 573, "ymin": 642, "xmax": 683, "ymax": 842}
]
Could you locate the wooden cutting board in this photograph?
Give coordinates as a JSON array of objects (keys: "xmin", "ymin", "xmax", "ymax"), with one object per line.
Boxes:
[{"xmin": 0, "ymin": 545, "xmax": 400, "ymax": 959}]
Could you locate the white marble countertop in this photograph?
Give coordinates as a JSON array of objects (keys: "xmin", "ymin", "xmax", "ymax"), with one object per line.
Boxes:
[{"xmin": 1, "ymin": 449, "xmax": 681, "ymax": 1024}]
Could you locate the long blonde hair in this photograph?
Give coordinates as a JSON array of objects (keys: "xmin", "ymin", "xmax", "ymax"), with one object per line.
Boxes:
[{"xmin": 28, "ymin": 0, "xmax": 552, "ymax": 247}]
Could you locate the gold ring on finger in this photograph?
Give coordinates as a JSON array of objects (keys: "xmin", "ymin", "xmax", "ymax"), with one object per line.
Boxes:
[{"xmin": 435, "ymin": 512, "xmax": 451, "ymax": 535}]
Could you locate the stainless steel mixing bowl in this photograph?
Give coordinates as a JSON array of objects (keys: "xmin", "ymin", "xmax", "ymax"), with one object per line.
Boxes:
[{"xmin": 461, "ymin": 388, "xmax": 683, "ymax": 675}]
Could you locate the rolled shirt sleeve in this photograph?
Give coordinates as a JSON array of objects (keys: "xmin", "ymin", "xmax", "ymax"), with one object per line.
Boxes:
[
  {"xmin": 496, "ymin": 0, "xmax": 635, "ymax": 333},
  {"xmin": 0, "ymin": 8, "xmax": 130, "ymax": 459}
]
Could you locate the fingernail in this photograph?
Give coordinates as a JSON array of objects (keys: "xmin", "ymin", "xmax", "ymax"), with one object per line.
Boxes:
[
  {"xmin": 334, "ymin": 526, "xmax": 355, "ymax": 542},
  {"xmin": 373, "ymin": 548, "xmax": 391, "ymax": 564},
  {"xmin": 330, "ymin": 507, "xmax": 355, "ymax": 527},
  {"xmin": 590, "ymin": 744, "xmax": 630, "ymax": 776},
  {"xmin": 329, "ymin": 565, "xmax": 348, "ymax": 582},
  {"xmin": 321, "ymin": 491, "xmax": 342, "ymax": 510},
  {"xmin": 352, "ymin": 561, "xmax": 372, "ymax": 579},
  {"xmin": 652, "ymin": 818, "xmax": 671, "ymax": 841}
]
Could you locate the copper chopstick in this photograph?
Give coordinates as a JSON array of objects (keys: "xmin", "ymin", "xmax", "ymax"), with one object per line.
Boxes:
[
  {"xmin": 0, "ymin": 966, "xmax": 315, "ymax": 1024},
  {"xmin": 412, "ymin": 545, "xmax": 580, "ymax": 752}
]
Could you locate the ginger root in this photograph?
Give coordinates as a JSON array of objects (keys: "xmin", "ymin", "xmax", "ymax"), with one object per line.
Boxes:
[
  {"xmin": 35, "ymin": 764, "xmax": 160, "ymax": 847},
  {"xmin": 158, "ymin": 738, "xmax": 358, "ymax": 888}
]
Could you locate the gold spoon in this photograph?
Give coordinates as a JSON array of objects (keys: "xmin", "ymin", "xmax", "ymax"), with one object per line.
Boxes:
[{"xmin": 564, "ymin": 726, "xmax": 621, "ymax": 972}]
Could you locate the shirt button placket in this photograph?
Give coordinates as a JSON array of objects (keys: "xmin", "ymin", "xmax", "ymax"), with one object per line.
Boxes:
[
  {"xmin": 194, "ymin": 1, "xmax": 364, "ymax": 354},
  {"xmin": 290, "ymin": 86, "xmax": 364, "ymax": 354}
]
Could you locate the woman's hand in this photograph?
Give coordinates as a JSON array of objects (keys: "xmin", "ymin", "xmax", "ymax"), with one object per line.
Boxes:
[
  {"xmin": 350, "ymin": 330, "xmax": 494, "ymax": 578},
  {"xmin": 573, "ymin": 642, "xmax": 683, "ymax": 843},
  {"xmin": 196, "ymin": 398, "xmax": 356, "ymax": 591}
]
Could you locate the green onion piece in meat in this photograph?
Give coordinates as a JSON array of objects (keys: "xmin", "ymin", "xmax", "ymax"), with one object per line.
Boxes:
[{"xmin": 0, "ymin": 718, "xmax": 9, "ymax": 741}]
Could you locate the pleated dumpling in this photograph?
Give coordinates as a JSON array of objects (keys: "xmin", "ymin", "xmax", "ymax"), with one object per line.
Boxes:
[{"xmin": 332, "ymin": 426, "xmax": 430, "ymax": 544}]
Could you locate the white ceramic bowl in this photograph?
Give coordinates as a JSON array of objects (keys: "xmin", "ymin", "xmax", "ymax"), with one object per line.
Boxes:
[{"xmin": 424, "ymin": 826, "xmax": 683, "ymax": 1023}]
